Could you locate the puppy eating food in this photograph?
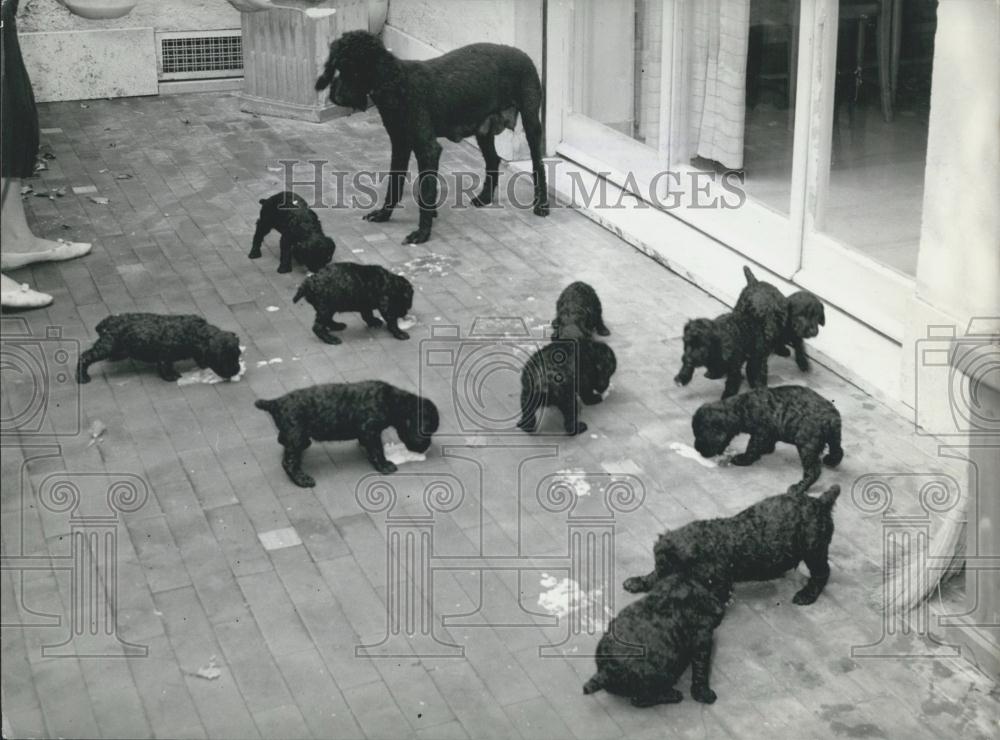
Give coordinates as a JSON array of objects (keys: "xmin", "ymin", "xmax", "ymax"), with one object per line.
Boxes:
[
  {"xmin": 517, "ymin": 339, "xmax": 616, "ymax": 435},
  {"xmin": 692, "ymin": 385, "xmax": 844, "ymax": 494},
  {"xmin": 624, "ymin": 485, "xmax": 841, "ymax": 606},
  {"xmin": 293, "ymin": 262, "xmax": 414, "ymax": 345},
  {"xmin": 76, "ymin": 314, "xmax": 241, "ymax": 384},
  {"xmin": 255, "ymin": 380, "xmax": 439, "ymax": 487}
]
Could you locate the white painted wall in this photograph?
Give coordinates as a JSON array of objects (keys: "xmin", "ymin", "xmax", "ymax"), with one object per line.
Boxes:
[
  {"xmin": 383, "ymin": 0, "xmax": 543, "ymax": 160},
  {"xmin": 902, "ymin": 0, "xmax": 1000, "ymax": 429},
  {"xmin": 387, "ymin": 0, "xmax": 514, "ymax": 50}
]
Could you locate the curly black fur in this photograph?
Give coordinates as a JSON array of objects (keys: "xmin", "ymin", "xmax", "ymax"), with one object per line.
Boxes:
[
  {"xmin": 517, "ymin": 339, "xmax": 616, "ymax": 435},
  {"xmin": 675, "ymin": 272, "xmax": 826, "ymax": 397},
  {"xmin": 582, "ymin": 573, "xmax": 728, "ymax": 708},
  {"xmin": 255, "ymin": 380, "xmax": 440, "ymax": 487},
  {"xmin": 775, "ymin": 290, "xmax": 825, "ymax": 371},
  {"xmin": 624, "ymin": 485, "xmax": 841, "ymax": 606},
  {"xmin": 673, "ymin": 312, "xmax": 744, "ymax": 397},
  {"xmin": 249, "ymin": 191, "xmax": 335, "ymax": 273},
  {"xmin": 315, "ymin": 30, "xmax": 548, "ymax": 244},
  {"xmin": 76, "ymin": 313, "xmax": 241, "ymax": 383},
  {"xmin": 692, "ymin": 385, "xmax": 844, "ymax": 494},
  {"xmin": 730, "ymin": 265, "xmax": 788, "ymax": 394},
  {"xmin": 551, "ymin": 281, "xmax": 611, "ymax": 340},
  {"xmin": 293, "ymin": 262, "xmax": 414, "ymax": 345}
]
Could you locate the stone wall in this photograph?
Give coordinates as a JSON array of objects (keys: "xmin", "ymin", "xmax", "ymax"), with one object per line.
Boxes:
[{"xmin": 17, "ymin": 0, "xmax": 241, "ymax": 33}]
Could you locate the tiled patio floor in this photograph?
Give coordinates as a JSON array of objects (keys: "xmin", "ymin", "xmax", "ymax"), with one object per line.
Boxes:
[{"xmin": 1, "ymin": 92, "xmax": 997, "ymax": 739}]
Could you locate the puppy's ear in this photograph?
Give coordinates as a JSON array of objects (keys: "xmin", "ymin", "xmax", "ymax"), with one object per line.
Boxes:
[
  {"xmin": 818, "ymin": 304, "xmax": 826, "ymax": 326},
  {"xmin": 315, "ymin": 41, "xmax": 340, "ymax": 91}
]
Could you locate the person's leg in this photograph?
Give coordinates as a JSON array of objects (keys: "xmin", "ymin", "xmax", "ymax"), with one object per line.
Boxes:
[{"xmin": 1, "ymin": 177, "xmax": 91, "ymax": 270}]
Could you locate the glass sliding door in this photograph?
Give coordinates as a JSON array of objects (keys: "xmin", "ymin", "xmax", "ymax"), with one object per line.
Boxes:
[
  {"xmin": 547, "ymin": 0, "xmax": 925, "ymax": 336},
  {"xmin": 554, "ymin": 0, "xmax": 802, "ymax": 276}
]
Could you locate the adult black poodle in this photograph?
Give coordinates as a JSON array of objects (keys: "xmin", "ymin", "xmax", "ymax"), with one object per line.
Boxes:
[{"xmin": 315, "ymin": 30, "xmax": 549, "ymax": 244}]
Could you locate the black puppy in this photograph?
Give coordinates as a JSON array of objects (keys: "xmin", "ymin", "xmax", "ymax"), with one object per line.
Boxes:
[
  {"xmin": 315, "ymin": 30, "xmax": 548, "ymax": 245},
  {"xmin": 293, "ymin": 262, "xmax": 413, "ymax": 345},
  {"xmin": 692, "ymin": 385, "xmax": 844, "ymax": 494},
  {"xmin": 249, "ymin": 191, "xmax": 335, "ymax": 273},
  {"xmin": 732, "ymin": 265, "xmax": 788, "ymax": 392},
  {"xmin": 255, "ymin": 380, "xmax": 439, "ymax": 487},
  {"xmin": 774, "ymin": 290, "xmax": 825, "ymax": 371},
  {"xmin": 551, "ymin": 281, "xmax": 611, "ymax": 340},
  {"xmin": 673, "ymin": 312, "xmax": 744, "ymax": 398},
  {"xmin": 582, "ymin": 573, "xmax": 727, "ymax": 708},
  {"xmin": 76, "ymin": 313, "xmax": 241, "ymax": 383},
  {"xmin": 624, "ymin": 485, "xmax": 841, "ymax": 606},
  {"xmin": 517, "ymin": 340, "xmax": 616, "ymax": 435}
]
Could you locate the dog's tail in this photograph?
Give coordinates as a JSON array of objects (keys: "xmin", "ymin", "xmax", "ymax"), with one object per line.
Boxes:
[
  {"xmin": 254, "ymin": 398, "xmax": 278, "ymax": 414},
  {"xmin": 582, "ymin": 673, "xmax": 605, "ymax": 695},
  {"xmin": 818, "ymin": 484, "xmax": 841, "ymax": 509},
  {"xmin": 743, "ymin": 265, "xmax": 758, "ymax": 286},
  {"xmin": 292, "ymin": 282, "xmax": 308, "ymax": 304}
]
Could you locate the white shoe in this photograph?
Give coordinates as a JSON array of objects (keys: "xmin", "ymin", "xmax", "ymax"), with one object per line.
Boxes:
[
  {"xmin": 0, "ymin": 282, "xmax": 54, "ymax": 309},
  {"xmin": 0, "ymin": 239, "xmax": 92, "ymax": 270}
]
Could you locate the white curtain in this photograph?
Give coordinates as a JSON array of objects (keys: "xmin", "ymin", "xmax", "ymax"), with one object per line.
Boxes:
[{"xmin": 688, "ymin": 0, "xmax": 751, "ymax": 169}]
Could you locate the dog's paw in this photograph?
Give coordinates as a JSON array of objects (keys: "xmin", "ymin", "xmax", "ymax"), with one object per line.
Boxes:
[
  {"xmin": 248, "ymin": 251, "xmax": 262, "ymax": 259},
  {"xmin": 470, "ymin": 193, "xmax": 493, "ymax": 208},
  {"xmin": 364, "ymin": 317, "xmax": 384, "ymax": 329},
  {"xmin": 568, "ymin": 421, "xmax": 588, "ymax": 436},
  {"xmin": 390, "ymin": 330, "xmax": 410, "ymax": 341},
  {"xmin": 159, "ymin": 370, "xmax": 181, "ymax": 382},
  {"xmin": 516, "ymin": 418, "xmax": 537, "ymax": 433},
  {"xmin": 76, "ymin": 370, "xmax": 91, "ymax": 384},
  {"xmin": 277, "ymin": 265, "xmax": 292, "ymax": 274},
  {"xmin": 313, "ymin": 328, "xmax": 342, "ymax": 345},
  {"xmin": 375, "ymin": 461, "xmax": 398, "ymax": 474},
  {"xmin": 622, "ymin": 576, "xmax": 651, "ymax": 593},
  {"xmin": 691, "ymin": 686, "xmax": 717, "ymax": 704},
  {"xmin": 581, "ymin": 393, "xmax": 603, "ymax": 406},
  {"xmin": 329, "ymin": 321, "xmax": 348, "ymax": 331},
  {"xmin": 730, "ymin": 453, "xmax": 756, "ymax": 466},
  {"xmin": 792, "ymin": 587, "xmax": 819, "ymax": 606},
  {"xmin": 631, "ymin": 689, "xmax": 682, "ymax": 708},
  {"xmin": 533, "ymin": 201, "xmax": 550, "ymax": 217},
  {"xmin": 403, "ymin": 229, "xmax": 431, "ymax": 245},
  {"xmin": 796, "ymin": 357, "xmax": 811, "ymax": 372},
  {"xmin": 703, "ymin": 368, "xmax": 727, "ymax": 380},
  {"xmin": 674, "ymin": 369, "xmax": 693, "ymax": 386},
  {"xmin": 596, "ymin": 326, "xmax": 611, "ymax": 336},
  {"xmin": 364, "ymin": 208, "xmax": 392, "ymax": 223},
  {"xmin": 288, "ymin": 471, "xmax": 316, "ymax": 488},
  {"xmin": 774, "ymin": 344, "xmax": 791, "ymax": 357}
]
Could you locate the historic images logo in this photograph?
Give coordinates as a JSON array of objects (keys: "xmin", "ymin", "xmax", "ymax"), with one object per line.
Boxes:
[{"xmin": 355, "ymin": 318, "xmax": 644, "ymax": 658}]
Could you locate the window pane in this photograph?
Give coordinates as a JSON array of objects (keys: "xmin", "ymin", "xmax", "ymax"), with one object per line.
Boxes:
[
  {"xmin": 571, "ymin": 0, "xmax": 662, "ymax": 152},
  {"xmin": 816, "ymin": 0, "xmax": 934, "ymax": 277},
  {"xmin": 671, "ymin": 0, "xmax": 800, "ymax": 215}
]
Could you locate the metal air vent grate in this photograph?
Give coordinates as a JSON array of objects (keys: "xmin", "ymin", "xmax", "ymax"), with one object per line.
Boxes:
[{"xmin": 157, "ymin": 31, "xmax": 243, "ymax": 81}]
